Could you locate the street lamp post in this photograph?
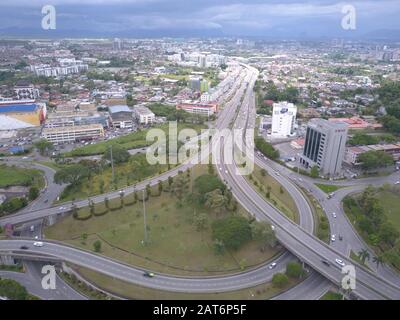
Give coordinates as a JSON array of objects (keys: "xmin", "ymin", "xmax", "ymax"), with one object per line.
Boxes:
[{"xmin": 143, "ymin": 189, "xmax": 148, "ymax": 244}]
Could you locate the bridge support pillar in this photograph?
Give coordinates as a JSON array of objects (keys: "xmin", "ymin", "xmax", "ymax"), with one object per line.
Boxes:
[
  {"xmin": 46, "ymin": 214, "xmax": 57, "ymax": 226},
  {"xmin": 0, "ymin": 255, "xmax": 16, "ymax": 266}
]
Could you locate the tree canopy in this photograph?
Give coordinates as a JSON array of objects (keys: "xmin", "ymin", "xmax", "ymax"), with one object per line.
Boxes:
[
  {"xmin": 358, "ymin": 151, "xmax": 393, "ymax": 171},
  {"xmin": 54, "ymin": 164, "xmax": 90, "ymax": 186},
  {"xmin": 211, "ymin": 216, "xmax": 252, "ymax": 250},
  {"xmin": 34, "ymin": 139, "xmax": 54, "ymax": 156},
  {"xmin": 102, "ymin": 144, "xmax": 130, "ymax": 164},
  {"xmin": 0, "ymin": 277, "xmax": 30, "ymax": 300}
]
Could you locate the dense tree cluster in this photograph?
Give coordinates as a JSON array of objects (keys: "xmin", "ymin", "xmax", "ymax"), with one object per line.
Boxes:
[
  {"xmin": 344, "ymin": 186, "xmax": 400, "ymax": 269},
  {"xmin": 348, "ymin": 133, "xmax": 396, "ymax": 146},
  {"xmin": 377, "ymin": 81, "xmax": 400, "ymax": 134},
  {"xmin": 0, "ymin": 197, "xmax": 28, "ymax": 216},
  {"xmin": 344, "ymin": 186, "xmax": 399, "ymax": 248},
  {"xmin": 262, "ymin": 82, "xmax": 299, "ymax": 104},
  {"xmin": 255, "ymin": 137, "xmax": 280, "ymax": 160},
  {"xmin": 0, "ymin": 277, "xmax": 30, "ymax": 300},
  {"xmin": 358, "ymin": 151, "xmax": 393, "ymax": 171},
  {"xmin": 211, "ymin": 216, "xmax": 252, "ymax": 250}
]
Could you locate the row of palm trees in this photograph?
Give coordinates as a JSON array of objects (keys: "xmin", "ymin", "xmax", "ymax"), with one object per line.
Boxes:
[{"xmin": 357, "ymin": 248, "xmax": 384, "ymax": 269}]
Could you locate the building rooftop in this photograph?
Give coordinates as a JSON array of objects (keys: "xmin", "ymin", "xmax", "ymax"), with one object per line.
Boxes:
[
  {"xmin": 0, "ymin": 103, "xmax": 38, "ymax": 113},
  {"xmin": 308, "ymin": 118, "xmax": 348, "ymax": 131},
  {"xmin": 109, "ymin": 105, "xmax": 131, "ymax": 114},
  {"xmin": 0, "ymin": 115, "xmax": 34, "ymax": 130},
  {"xmin": 134, "ymin": 105, "xmax": 154, "ymax": 116},
  {"xmin": 42, "ymin": 124, "xmax": 103, "ymax": 133}
]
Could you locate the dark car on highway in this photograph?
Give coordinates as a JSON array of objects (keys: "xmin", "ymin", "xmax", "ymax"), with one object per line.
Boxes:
[
  {"xmin": 322, "ymin": 260, "xmax": 330, "ymax": 267},
  {"xmin": 19, "ymin": 245, "xmax": 29, "ymax": 250}
]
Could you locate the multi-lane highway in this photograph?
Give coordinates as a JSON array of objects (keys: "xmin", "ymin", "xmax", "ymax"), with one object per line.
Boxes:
[
  {"xmin": 1, "ymin": 62, "xmax": 400, "ymax": 300},
  {"xmin": 215, "ymin": 65, "xmax": 400, "ymax": 300}
]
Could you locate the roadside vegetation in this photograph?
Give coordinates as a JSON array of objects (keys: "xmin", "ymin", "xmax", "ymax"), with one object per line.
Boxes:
[
  {"xmin": 245, "ymin": 165, "xmax": 298, "ymax": 223},
  {"xmin": 299, "ymin": 186, "xmax": 330, "ymax": 243},
  {"xmin": 315, "ymin": 184, "xmax": 343, "ymax": 194},
  {"xmin": 321, "ymin": 291, "xmax": 343, "ymax": 300},
  {"xmin": 0, "ymin": 164, "xmax": 44, "ymax": 189},
  {"xmin": 254, "ymin": 137, "xmax": 280, "ymax": 160},
  {"xmin": 54, "ymin": 152, "xmax": 169, "ymax": 202},
  {"xmin": 45, "ymin": 165, "xmax": 281, "ymax": 276},
  {"xmin": 66, "ymin": 122, "xmax": 206, "ymax": 157},
  {"xmin": 0, "ymin": 277, "xmax": 38, "ymax": 300},
  {"xmin": 0, "ymin": 164, "xmax": 44, "ymax": 217},
  {"xmin": 343, "ymin": 184, "xmax": 400, "ymax": 270}
]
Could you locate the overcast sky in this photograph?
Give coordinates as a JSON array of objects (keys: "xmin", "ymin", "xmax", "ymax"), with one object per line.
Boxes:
[{"xmin": 0, "ymin": 0, "xmax": 399, "ymax": 39}]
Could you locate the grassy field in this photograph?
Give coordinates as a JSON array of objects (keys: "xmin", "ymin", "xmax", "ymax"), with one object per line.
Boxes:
[
  {"xmin": 45, "ymin": 165, "xmax": 281, "ymax": 276},
  {"xmin": 344, "ymin": 190, "xmax": 400, "ymax": 237},
  {"xmin": 0, "ymin": 164, "xmax": 45, "ymax": 189},
  {"xmin": 71, "ymin": 265, "xmax": 301, "ymax": 300},
  {"xmin": 246, "ymin": 165, "xmax": 299, "ymax": 223},
  {"xmin": 379, "ymin": 191, "xmax": 400, "ymax": 232},
  {"xmin": 299, "ymin": 186, "xmax": 330, "ymax": 243},
  {"xmin": 315, "ymin": 184, "xmax": 344, "ymax": 194},
  {"xmin": 343, "ymin": 189, "xmax": 400, "ymax": 271},
  {"xmin": 66, "ymin": 123, "xmax": 206, "ymax": 157},
  {"xmin": 320, "ymin": 291, "xmax": 343, "ymax": 300},
  {"xmin": 58, "ymin": 153, "xmax": 170, "ymax": 202}
]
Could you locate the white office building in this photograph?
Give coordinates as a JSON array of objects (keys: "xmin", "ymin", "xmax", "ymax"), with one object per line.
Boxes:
[
  {"xmin": 134, "ymin": 106, "xmax": 155, "ymax": 125},
  {"xmin": 270, "ymin": 102, "xmax": 297, "ymax": 138}
]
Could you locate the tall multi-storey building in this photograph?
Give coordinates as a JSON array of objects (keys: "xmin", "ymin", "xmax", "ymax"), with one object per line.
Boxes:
[
  {"xmin": 270, "ymin": 102, "xmax": 297, "ymax": 138},
  {"xmin": 189, "ymin": 77, "xmax": 202, "ymax": 91},
  {"xmin": 300, "ymin": 118, "xmax": 348, "ymax": 177},
  {"xmin": 113, "ymin": 38, "xmax": 122, "ymax": 51},
  {"xmin": 134, "ymin": 106, "xmax": 155, "ymax": 125}
]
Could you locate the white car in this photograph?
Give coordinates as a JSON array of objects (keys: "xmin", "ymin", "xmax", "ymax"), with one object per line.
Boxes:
[
  {"xmin": 268, "ymin": 262, "xmax": 277, "ymax": 270},
  {"xmin": 332, "ymin": 212, "xmax": 337, "ymax": 218},
  {"xmin": 395, "ymin": 181, "xmax": 400, "ymax": 185},
  {"xmin": 225, "ymin": 170, "xmax": 228, "ymax": 174},
  {"xmin": 33, "ymin": 242, "xmax": 44, "ymax": 247},
  {"xmin": 331, "ymin": 234, "xmax": 336, "ymax": 242},
  {"xmin": 59, "ymin": 206, "xmax": 65, "ymax": 210},
  {"xmin": 335, "ymin": 259, "xmax": 345, "ymax": 267}
]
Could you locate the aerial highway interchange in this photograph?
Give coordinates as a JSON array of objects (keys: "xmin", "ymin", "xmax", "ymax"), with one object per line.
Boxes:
[{"xmin": 1, "ymin": 63, "xmax": 400, "ymax": 300}]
